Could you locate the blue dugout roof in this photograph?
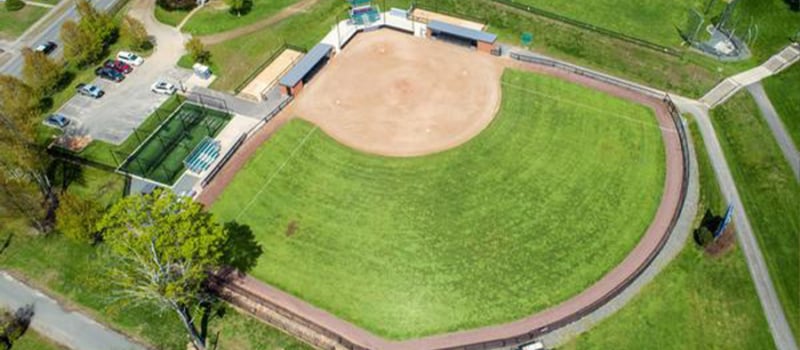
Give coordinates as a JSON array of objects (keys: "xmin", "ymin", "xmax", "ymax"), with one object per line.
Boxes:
[
  {"xmin": 279, "ymin": 43, "xmax": 334, "ymax": 87},
  {"xmin": 427, "ymin": 20, "xmax": 497, "ymax": 43}
]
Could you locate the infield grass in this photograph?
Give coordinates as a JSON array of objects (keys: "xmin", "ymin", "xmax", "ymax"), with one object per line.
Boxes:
[{"xmin": 212, "ymin": 69, "xmax": 666, "ymax": 339}]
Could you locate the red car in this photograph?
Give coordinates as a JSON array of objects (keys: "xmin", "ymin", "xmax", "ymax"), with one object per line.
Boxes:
[{"xmin": 103, "ymin": 59, "xmax": 133, "ymax": 74}]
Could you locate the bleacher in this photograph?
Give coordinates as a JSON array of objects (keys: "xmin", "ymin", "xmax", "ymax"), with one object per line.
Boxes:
[
  {"xmin": 348, "ymin": 0, "xmax": 380, "ymax": 25},
  {"xmin": 184, "ymin": 137, "xmax": 221, "ymax": 174}
]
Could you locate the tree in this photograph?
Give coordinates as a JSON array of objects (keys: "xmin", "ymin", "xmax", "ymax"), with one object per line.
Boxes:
[
  {"xmin": 98, "ymin": 190, "xmax": 262, "ymax": 350},
  {"xmin": 121, "ymin": 16, "xmax": 150, "ymax": 51},
  {"xmin": 60, "ymin": 20, "xmax": 103, "ymax": 66},
  {"xmin": 185, "ymin": 37, "xmax": 210, "ymax": 64},
  {"xmin": 21, "ymin": 48, "xmax": 63, "ymax": 97},
  {"xmin": 0, "ymin": 75, "xmax": 55, "ymax": 233},
  {"xmin": 4, "ymin": 0, "xmax": 25, "ymax": 11},
  {"xmin": 157, "ymin": 0, "xmax": 196, "ymax": 11},
  {"xmin": 225, "ymin": 0, "xmax": 250, "ymax": 16},
  {"xmin": 75, "ymin": 0, "xmax": 115, "ymax": 43},
  {"xmin": 56, "ymin": 193, "xmax": 103, "ymax": 244}
]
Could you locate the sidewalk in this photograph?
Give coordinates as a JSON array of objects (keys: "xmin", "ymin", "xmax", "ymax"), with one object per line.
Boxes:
[{"xmin": 0, "ymin": 271, "xmax": 146, "ymax": 350}]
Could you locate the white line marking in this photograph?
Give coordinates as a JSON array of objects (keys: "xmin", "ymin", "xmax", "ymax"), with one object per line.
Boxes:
[{"xmin": 234, "ymin": 126, "xmax": 319, "ymax": 220}]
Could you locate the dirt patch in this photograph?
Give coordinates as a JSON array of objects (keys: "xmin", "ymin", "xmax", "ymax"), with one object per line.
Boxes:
[
  {"xmin": 290, "ymin": 30, "xmax": 504, "ymax": 157},
  {"xmin": 705, "ymin": 225, "xmax": 737, "ymax": 257},
  {"xmin": 285, "ymin": 221, "xmax": 298, "ymax": 237}
]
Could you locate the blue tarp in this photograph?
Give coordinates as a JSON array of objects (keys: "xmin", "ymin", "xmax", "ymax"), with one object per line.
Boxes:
[
  {"xmin": 279, "ymin": 43, "xmax": 334, "ymax": 87},
  {"xmin": 427, "ymin": 20, "xmax": 496, "ymax": 43}
]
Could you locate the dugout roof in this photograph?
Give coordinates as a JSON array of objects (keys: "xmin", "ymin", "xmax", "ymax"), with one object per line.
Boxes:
[
  {"xmin": 280, "ymin": 43, "xmax": 334, "ymax": 87},
  {"xmin": 427, "ymin": 20, "xmax": 497, "ymax": 44}
]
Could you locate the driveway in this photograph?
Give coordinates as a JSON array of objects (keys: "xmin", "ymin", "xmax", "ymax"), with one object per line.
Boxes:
[{"xmin": 57, "ymin": 0, "xmax": 190, "ymax": 144}]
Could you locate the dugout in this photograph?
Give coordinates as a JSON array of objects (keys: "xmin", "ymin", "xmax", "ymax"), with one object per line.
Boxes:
[
  {"xmin": 426, "ymin": 20, "xmax": 497, "ymax": 53},
  {"xmin": 279, "ymin": 43, "xmax": 334, "ymax": 96}
]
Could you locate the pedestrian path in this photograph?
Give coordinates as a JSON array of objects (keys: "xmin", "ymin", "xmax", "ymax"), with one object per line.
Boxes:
[
  {"xmin": 700, "ymin": 43, "xmax": 800, "ymax": 108},
  {"xmin": 0, "ymin": 271, "xmax": 146, "ymax": 350},
  {"xmin": 746, "ymin": 83, "xmax": 800, "ymax": 182}
]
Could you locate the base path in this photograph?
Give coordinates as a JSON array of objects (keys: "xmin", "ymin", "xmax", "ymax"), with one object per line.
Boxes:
[
  {"xmin": 0, "ymin": 271, "xmax": 146, "ymax": 350},
  {"xmin": 201, "ymin": 34, "xmax": 689, "ymax": 349}
]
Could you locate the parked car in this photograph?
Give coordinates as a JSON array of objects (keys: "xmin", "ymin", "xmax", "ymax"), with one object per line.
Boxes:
[
  {"xmin": 76, "ymin": 83, "xmax": 104, "ymax": 98},
  {"xmin": 151, "ymin": 80, "xmax": 176, "ymax": 95},
  {"xmin": 116, "ymin": 51, "xmax": 143, "ymax": 66},
  {"xmin": 104, "ymin": 59, "xmax": 133, "ymax": 74},
  {"xmin": 95, "ymin": 67, "xmax": 125, "ymax": 82},
  {"xmin": 43, "ymin": 114, "xmax": 70, "ymax": 129},
  {"xmin": 34, "ymin": 41, "xmax": 57, "ymax": 55}
]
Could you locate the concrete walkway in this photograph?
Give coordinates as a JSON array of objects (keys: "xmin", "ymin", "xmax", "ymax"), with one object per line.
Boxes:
[
  {"xmin": 0, "ymin": 272, "xmax": 146, "ymax": 350},
  {"xmin": 700, "ymin": 43, "xmax": 800, "ymax": 108},
  {"xmin": 672, "ymin": 96, "xmax": 798, "ymax": 350},
  {"xmin": 746, "ymin": 82, "xmax": 800, "ymax": 182}
]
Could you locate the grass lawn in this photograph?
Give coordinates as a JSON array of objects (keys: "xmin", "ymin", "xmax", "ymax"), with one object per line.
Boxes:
[
  {"xmin": 0, "ymin": 167, "xmax": 312, "ymax": 350},
  {"xmin": 562, "ymin": 119, "xmax": 774, "ymax": 349},
  {"xmin": 120, "ymin": 102, "xmax": 230, "ymax": 185},
  {"xmin": 712, "ymin": 92, "xmax": 800, "ymax": 337},
  {"xmin": 10, "ymin": 329, "xmax": 66, "ymax": 350},
  {"xmin": 154, "ymin": 4, "xmax": 191, "ymax": 27},
  {"xmin": 762, "ymin": 64, "xmax": 800, "ymax": 148},
  {"xmin": 181, "ymin": 0, "xmax": 300, "ymax": 35},
  {"xmin": 0, "ymin": 5, "xmax": 49, "ymax": 40},
  {"xmin": 212, "ymin": 69, "xmax": 666, "ymax": 339}
]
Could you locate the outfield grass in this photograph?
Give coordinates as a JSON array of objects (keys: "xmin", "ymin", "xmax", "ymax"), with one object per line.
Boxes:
[
  {"xmin": 0, "ymin": 5, "xmax": 49, "ymax": 40},
  {"xmin": 181, "ymin": 0, "xmax": 300, "ymax": 35},
  {"xmin": 154, "ymin": 4, "xmax": 191, "ymax": 27},
  {"xmin": 562, "ymin": 119, "xmax": 774, "ymax": 349},
  {"xmin": 212, "ymin": 69, "xmax": 666, "ymax": 339},
  {"xmin": 763, "ymin": 64, "xmax": 800, "ymax": 148},
  {"xmin": 0, "ymin": 167, "xmax": 311, "ymax": 350},
  {"xmin": 120, "ymin": 102, "xmax": 230, "ymax": 185},
  {"xmin": 712, "ymin": 92, "xmax": 800, "ymax": 337}
]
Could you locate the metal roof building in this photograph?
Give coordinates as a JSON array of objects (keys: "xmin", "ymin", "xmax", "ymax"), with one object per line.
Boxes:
[
  {"xmin": 427, "ymin": 20, "xmax": 497, "ymax": 44},
  {"xmin": 279, "ymin": 43, "xmax": 334, "ymax": 88}
]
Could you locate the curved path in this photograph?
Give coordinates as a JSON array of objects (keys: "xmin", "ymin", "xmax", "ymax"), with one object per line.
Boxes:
[
  {"xmin": 200, "ymin": 51, "xmax": 690, "ymax": 349},
  {"xmin": 196, "ymin": 0, "xmax": 321, "ymax": 45}
]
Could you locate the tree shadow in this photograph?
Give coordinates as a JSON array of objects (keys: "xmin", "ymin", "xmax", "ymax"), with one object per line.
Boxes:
[
  {"xmin": 0, "ymin": 304, "xmax": 35, "ymax": 348},
  {"xmin": 785, "ymin": 0, "xmax": 799, "ymax": 11},
  {"xmin": 0, "ymin": 233, "xmax": 13, "ymax": 255},
  {"xmin": 221, "ymin": 222, "xmax": 263, "ymax": 276},
  {"xmin": 47, "ymin": 158, "xmax": 85, "ymax": 193},
  {"xmin": 228, "ymin": 0, "xmax": 253, "ymax": 16},
  {"xmin": 693, "ymin": 209, "xmax": 723, "ymax": 246}
]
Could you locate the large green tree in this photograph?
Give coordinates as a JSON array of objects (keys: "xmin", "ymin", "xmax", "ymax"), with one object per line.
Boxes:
[
  {"xmin": 120, "ymin": 16, "xmax": 150, "ymax": 51},
  {"xmin": 75, "ymin": 0, "xmax": 115, "ymax": 43},
  {"xmin": 0, "ymin": 75, "xmax": 55, "ymax": 232},
  {"xmin": 21, "ymin": 48, "xmax": 63, "ymax": 97},
  {"xmin": 98, "ymin": 190, "xmax": 262, "ymax": 350},
  {"xmin": 60, "ymin": 20, "xmax": 103, "ymax": 66}
]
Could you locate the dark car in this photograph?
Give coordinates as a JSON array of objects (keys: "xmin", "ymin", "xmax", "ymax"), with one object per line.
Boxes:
[
  {"xmin": 34, "ymin": 41, "xmax": 57, "ymax": 55},
  {"xmin": 94, "ymin": 67, "xmax": 124, "ymax": 82},
  {"xmin": 76, "ymin": 83, "xmax": 104, "ymax": 98},
  {"xmin": 103, "ymin": 59, "xmax": 133, "ymax": 74}
]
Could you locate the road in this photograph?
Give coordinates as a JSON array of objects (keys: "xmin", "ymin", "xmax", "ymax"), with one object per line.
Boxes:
[
  {"xmin": 673, "ymin": 97, "xmax": 798, "ymax": 350},
  {"xmin": 0, "ymin": 0, "xmax": 122, "ymax": 77},
  {"xmin": 0, "ymin": 271, "xmax": 146, "ymax": 350},
  {"xmin": 746, "ymin": 82, "xmax": 800, "ymax": 182}
]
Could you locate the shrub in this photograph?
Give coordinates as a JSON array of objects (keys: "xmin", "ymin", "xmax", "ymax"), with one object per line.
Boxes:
[
  {"xmin": 56, "ymin": 193, "xmax": 104, "ymax": 244},
  {"xmin": 5, "ymin": 0, "xmax": 25, "ymax": 11}
]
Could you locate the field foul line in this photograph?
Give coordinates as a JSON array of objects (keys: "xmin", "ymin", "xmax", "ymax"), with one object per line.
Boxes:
[
  {"xmin": 501, "ymin": 82, "xmax": 677, "ymax": 133},
  {"xmin": 234, "ymin": 126, "xmax": 319, "ymax": 220}
]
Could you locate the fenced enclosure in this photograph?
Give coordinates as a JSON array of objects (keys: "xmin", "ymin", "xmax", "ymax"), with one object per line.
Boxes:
[{"xmin": 119, "ymin": 102, "xmax": 232, "ymax": 185}]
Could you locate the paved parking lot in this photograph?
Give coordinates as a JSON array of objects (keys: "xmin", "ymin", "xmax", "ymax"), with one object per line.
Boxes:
[{"xmin": 58, "ymin": 62, "xmax": 193, "ymax": 144}]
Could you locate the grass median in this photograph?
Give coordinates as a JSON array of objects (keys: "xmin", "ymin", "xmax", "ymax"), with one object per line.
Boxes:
[
  {"xmin": 212, "ymin": 69, "xmax": 666, "ymax": 339},
  {"xmin": 762, "ymin": 64, "xmax": 800, "ymax": 148}
]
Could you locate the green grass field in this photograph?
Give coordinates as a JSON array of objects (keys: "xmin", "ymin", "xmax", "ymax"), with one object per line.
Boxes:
[
  {"xmin": 212, "ymin": 69, "xmax": 666, "ymax": 339},
  {"xmin": 121, "ymin": 102, "xmax": 231, "ymax": 185},
  {"xmin": 763, "ymin": 64, "xmax": 800, "ymax": 148},
  {"xmin": 562, "ymin": 119, "xmax": 774, "ymax": 349},
  {"xmin": 10, "ymin": 329, "xmax": 66, "ymax": 350},
  {"xmin": 712, "ymin": 92, "xmax": 800, "ymax": 337},
  {"xmin": 0, "ymin": 5, "xmax": 49, "ymax": 40},
  {"xmin": 181, "ymin": 0, "xmax": 300, "ymax": 35},
  {"xmin": 154, "ymin": 4, "xmax": 191, "ymax": 27}
]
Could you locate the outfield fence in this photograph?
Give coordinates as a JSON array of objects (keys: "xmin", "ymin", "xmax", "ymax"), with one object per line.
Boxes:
[{"xmin": 207, "ymin": 51, "xmax": 694, "ymax": 350}]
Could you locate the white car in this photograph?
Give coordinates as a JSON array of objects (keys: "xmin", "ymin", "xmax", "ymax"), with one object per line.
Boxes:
[
  {"xmin": 151, "ymin": 81, "xmax": 177, "ymax": 95},
  {"xmin": 117, "ymin": 51, "xmax": 144, "ymax": 66}
]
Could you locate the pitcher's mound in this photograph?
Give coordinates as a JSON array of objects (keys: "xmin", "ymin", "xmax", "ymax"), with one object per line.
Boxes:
[{"xmin": 292, "ymin": 30, "xmax": 503, "ymax": 157}]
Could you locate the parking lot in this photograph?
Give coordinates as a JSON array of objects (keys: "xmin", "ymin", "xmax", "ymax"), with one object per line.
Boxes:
[{"xmin": 57, "ymin": 58, "xmax": 194, "ymax": 144}]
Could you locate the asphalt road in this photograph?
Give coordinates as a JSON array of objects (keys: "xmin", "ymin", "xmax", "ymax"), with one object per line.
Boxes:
[
  {"xmin": 746, "ymin": 82, "xmax": 800, "ymax": 182},
  {"xmin": 0, "ymin": 0, "xmax": 122, "ymax": 77},
  {"xmin": 0, "ymin": 271, "xmax": 146, "ymax": 350}
]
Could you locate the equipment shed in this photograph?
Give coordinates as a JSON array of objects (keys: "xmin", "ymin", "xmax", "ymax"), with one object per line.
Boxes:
[
  {"xmin": 426, "ymin": 20, "xmax": 497, "ymax": 53},
  {"xmin": 279, "ymin": 43, "xmax": 334, "ymax": 96}
]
